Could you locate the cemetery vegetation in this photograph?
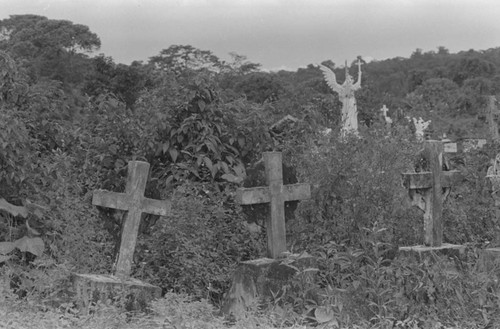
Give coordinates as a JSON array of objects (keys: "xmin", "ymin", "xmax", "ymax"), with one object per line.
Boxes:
[{"xmin": 1, "ymin": 14, "xmax": 500, "ymax": 328}]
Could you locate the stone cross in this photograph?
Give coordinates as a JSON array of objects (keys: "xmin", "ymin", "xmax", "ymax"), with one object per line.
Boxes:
[
  {"xmin": 402, "ymin": 141, "xmax": 462, "ymax": 247},
  {"xmin": 486, "ymin": 95, "xmax": 500, "ymax": 142},
  {"xmin": 93, "ymin": 161, "xmax": 171, "ymax": 279},
  {"xmin": 236, "ymin": 152, "xmax": 311, "ymax": 258},
  {"xmin": 380, "ymin": 105, "xmax": 392, "ymax": 126}
]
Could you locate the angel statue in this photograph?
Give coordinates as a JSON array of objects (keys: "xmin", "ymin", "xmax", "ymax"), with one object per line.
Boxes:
[{"xmin": 320, "ymin": 59, "xmax": 362, "ymax": 136}]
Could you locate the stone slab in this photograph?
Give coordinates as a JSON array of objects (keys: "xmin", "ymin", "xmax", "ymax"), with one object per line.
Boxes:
[
  {"xmin": 398, "ymin": 244, "xmax": 468, "ymax": 269},
  {"xmin": 222, "ymin": 253, "xmax": 317, "ymax": 319},
  {"xmin": 399, "ymin": 243, "xmax": 466, "ymax": 253},
  {"xmin": 72, "ymin": 273, "xmax": 161, "ymax": 313}
]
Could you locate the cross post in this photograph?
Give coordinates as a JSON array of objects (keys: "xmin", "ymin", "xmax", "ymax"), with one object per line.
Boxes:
[
  {"xmin": 402, "ymin": 141, "xmax": 462, "ymax": 247},
  {"xmin": 236, "ymin": 152, "xmax": 311, "ymax": 258},
  {"xmin": 93, "ymin": 161, "xmax": 171, "ymax": 279}
]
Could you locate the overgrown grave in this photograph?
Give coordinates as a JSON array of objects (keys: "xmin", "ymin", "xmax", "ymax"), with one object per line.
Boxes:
[
  {"xmin": 400, "ymin": 140, "xmax": 465, "ymax": 258},
  {"xmin": 222, "ymin": 152, "xmax": 314, "ymax": 318},
  {"xmin": 72, "ymin": 161, "xmax": 168, "ymax": 312}
]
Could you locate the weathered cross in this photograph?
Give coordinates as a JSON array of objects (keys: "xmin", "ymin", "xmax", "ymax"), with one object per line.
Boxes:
[
  {"xmin": 236, "ymin": 152, "xmax": 311, "ymax": 258},
  {"xmin": 93, "ymin": 161, "xmax": 171, "ymax": 279},
  {"xmin": 402, "ymin": 140, "xmax": 462, "ymax": 247}
]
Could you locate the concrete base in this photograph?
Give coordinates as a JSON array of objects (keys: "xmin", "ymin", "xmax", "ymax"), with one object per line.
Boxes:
[
  {"xmin": 222, "ymin": 253, "xmax": 317, "ymax": 319},
  {"xmin": 399, "ymin": 243, "xmax": 466, "ymax": 254},
  {"xmin": 478, "ymin": 247, "xmax": 500, "ymax": 272},
  {"xmin": 72, "ymin": 273, "xmax": 161, "ymax": 313},
  {"xmin": 398, "ymin": 244, "xmax": 467, "ymax": 271}
]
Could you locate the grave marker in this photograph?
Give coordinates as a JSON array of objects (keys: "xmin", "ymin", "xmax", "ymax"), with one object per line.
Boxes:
[
  {"xmin": 73, "ymin": 161, "xmax": 169, "ymax": 312},
  {"xmin": 224, "ymin": 153, "xmax": 315, "ymax": 318},
  {"xmin": 486, "ymin": 95, "xmax": 500, "ymax": 143},
  {"xmin": 93, "ymin": 161, "xmax": 171, "ymax": 278},
  {"xmin": 402, "ymin": 140, "xmax": 462, "ymax": 247},
  {"xmin": 236, "ymin": 152, "xmax": 311, "ymax": 258}
]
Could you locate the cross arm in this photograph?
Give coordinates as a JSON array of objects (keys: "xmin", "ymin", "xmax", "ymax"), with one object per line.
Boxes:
[
  {"xmin": 92, "ymin": 190, "xmax": 131, "ymax": 211},
  {"xmin": 236, "ymin": 187, "xmax": 270, "ymax": 205},
  {"xmin": 141, "ymin": 198, "xmax": 171, "ymax": 216},
  {"xmin": 282, "ymin": 183, "xmax": 311, "ymax": 202},
  {"xmin": 402, "ymin": 170, "xmax": 462, "ymax": 190}
]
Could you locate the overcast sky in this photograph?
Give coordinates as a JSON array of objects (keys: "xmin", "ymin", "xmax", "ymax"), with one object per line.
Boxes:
[{"xmin": 1, "ymin": 0, "xmax": 500, "ymax": 71}]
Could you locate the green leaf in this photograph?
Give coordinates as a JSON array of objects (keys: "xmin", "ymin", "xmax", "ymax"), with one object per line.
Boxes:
[
  {"xmin": 221, "ymin": 173, "xmax": 243, "ymax": 184},
  {"xmin": 169, "ymin": 148, "xmax": 179, "ymax": 162},
  {"xmin": 203, "ymin": 157, "xmax": 213, "ymax": 171},
  {"xmin": 211, "ymin": 161, "xmax": 219, "ymax": 178},
  {"xmin": 0, "ymin": 255, "xmax": 11, "ymax": 263},
  {"xmin": 14, "ymin": 236, "xmax": 45, "ymax": 257},
  {"xmin": 314, "ymin": 306, "xmax": 335, "ymax": 323},
  {"xmin": 0, "ymin": 198, "xmax": 28, "ymax": 217},
  {"xmin": 162, "ymin": 141, "xmax": 170, "ymax": 154},
  {"xmin": 0, "ymin": 241, "xmax": 15, "ymax": 255},
  {"xmin": 238, "ymin": 136, "xmax": 245, "ymax": 148},
  {"xmin": 198, "ymin": 100, "xmax": 206, "ymax": 111}
]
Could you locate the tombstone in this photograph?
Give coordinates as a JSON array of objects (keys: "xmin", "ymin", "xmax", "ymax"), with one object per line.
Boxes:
[
  {"xmin": 223, "ymin": 152, "xmax": 315, "ymax": 318},
  {"xmin": 319, "ymin": 60, "xmax": 362, "ymax": 137},
  {"xmin": 72, "ymin": 161, "xmax": 169, "ymax": 312},
  {"xmin": 412, "ymin": 117, "xmax": 431, "ymax": 142},
  {"xmin": 486, "ymin": 95, "xmax": 500, "ymax": 143},
  {"xmin": 400, "ymin": 140, "xmax": 463, "ymax": 253},
  {"xmin": 380, "ymin": 105, "xmax": 392, "ymax": 127},
  {"xmin": 236, "ymin": 152, "xmax": 311, "ymax": 258}
]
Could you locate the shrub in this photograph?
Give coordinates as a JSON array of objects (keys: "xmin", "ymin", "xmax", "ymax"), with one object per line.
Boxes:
[
  {"xmin": 135, "ymin": 180, "xmax": 264, "ymax": 304},
  {"xmin": 292, "ymin": 125, "xmax": 420, "ymax": 250}
]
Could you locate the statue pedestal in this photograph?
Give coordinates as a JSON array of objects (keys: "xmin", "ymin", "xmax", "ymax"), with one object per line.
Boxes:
[
  {"xmin": 222, "ymin": 253, "xmax": 317, "ymax": 319},
  {"xmin": 72, "ymin": 273, "xmax": 161, "ymax": 313}
]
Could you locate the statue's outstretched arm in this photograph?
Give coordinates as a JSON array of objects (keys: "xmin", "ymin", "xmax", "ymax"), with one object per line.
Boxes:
[{"xmin": 319, "ymin": 65, "xmax": 341, "ymax": 92}]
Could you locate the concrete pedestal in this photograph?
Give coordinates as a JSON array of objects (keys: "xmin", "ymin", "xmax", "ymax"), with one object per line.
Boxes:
[
  {"xmin": 398, "ymin": 243, "xmax": 468, "ymax": 274},
  {"xmin": 72, "ymin": 273, "xmax": 161, "ymax": 313},
  {"xmin": 222, "ymin": 253, "xmax": 317, "ymax": 319},
  {"xmin": 399, "ymin": 243, "xmax": 466, "ymax": 256}
]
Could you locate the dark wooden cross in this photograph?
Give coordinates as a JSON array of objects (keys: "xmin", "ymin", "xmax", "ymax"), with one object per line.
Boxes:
[
  {"xmin": 402, "ymin": 140, "xmax": 462, "ymax": 247},
  {"xmin": 93, "ymin": 161, "xmax": 171, "ymax": 279},
  {"xmin": 486, "ymin": 95, "xmax": 500, "ymax": 142},
  {"xmin": 236, "ymin": 152, "xmax": 311, "ymax": 258}
]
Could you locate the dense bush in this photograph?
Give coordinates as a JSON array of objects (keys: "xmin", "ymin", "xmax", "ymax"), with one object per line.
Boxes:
[
  {"xmin": 136, "ymin": 180, "xmax": 264, "ymax": 304},
  {"xmin": 291, "ymin": 125, "xmax": 421, "ymax": 250}
]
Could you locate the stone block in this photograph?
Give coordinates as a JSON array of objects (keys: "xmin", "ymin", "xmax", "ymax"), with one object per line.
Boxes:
[
  {"xmin": 398, "ymin": 244, "xmax": 468, "ymax": 272},
  {"xmin": 72, "ymin": 273, "xmax": 161, "ymax": 313},
  {"xmin": 399, "ymin": 243, "xmax": 466, "ymax": 260},
  {"xmin": 222, "ymin": 253, "xmax": 317, "ymax": 319}
]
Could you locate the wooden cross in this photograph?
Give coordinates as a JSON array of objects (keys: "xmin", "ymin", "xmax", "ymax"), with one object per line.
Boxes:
[
  {"xmin": 236, "ymin": 152, "xmax": 311, "ymax": 258},
  {"xmin": 402, "ymin": 140, "xmax": 462, "ymax": 247},
  {"xmin": 486, "ymin": 95, "xmax": 500, "ymax": 142},
  {"xmin": 93, "ymin": 161, "xmax": 171, "ymax": 279}
]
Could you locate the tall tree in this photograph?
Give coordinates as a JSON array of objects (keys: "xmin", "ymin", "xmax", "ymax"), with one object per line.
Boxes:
[
  {"xmin": 0, "ymin": 15, "xmax": 100, "ymax": 83},
  {"xmin": 149, "ymin": 45, "xmax": 223, "ymax": 74}
]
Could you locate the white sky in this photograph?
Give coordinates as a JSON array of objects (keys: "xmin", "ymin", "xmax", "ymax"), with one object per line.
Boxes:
[{"xmin": 1, "ymin": 0, "xmax": 500, "ymax": 71}]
